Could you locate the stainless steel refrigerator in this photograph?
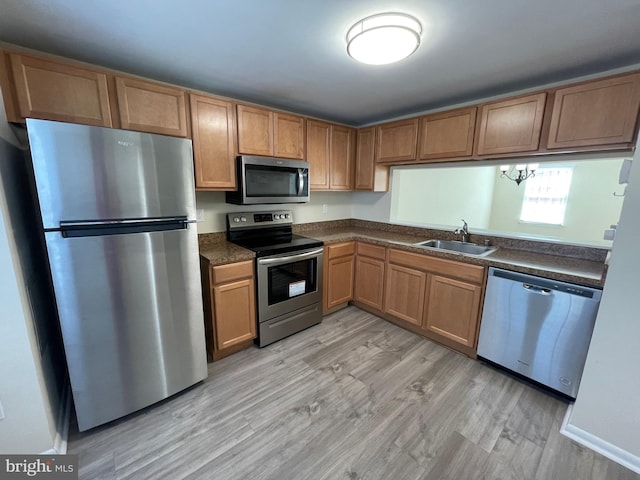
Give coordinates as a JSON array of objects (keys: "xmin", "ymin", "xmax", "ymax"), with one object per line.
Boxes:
[{"xmin": 26, "ymin": 118, "xmax": 207, "ymax": 431}]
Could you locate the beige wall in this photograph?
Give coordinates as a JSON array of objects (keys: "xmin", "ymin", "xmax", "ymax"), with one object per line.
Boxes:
[
  {"xmin": 195, "ymin": 191, "xmax": 354, "ymax": 233},
  {"xmin": 489, "ymin": 159, "xmax": 625, "ymax": 246},
  {"xmin": 375, "ymin": 157, "xmax": 626, "ymax": 246},
  {"xmin": 0, "ymin": 120, "xmax": 58, "ymax": 452},
  {"xmin": 0, "ymin": 181, "xmax": 55, "ymax": 453},
  {"xmin": 567, "ymin": 141, "xmax": 640, "ymax": 470},
  {"xmin": 390, "ymin": 165, "xmax": 496, "ymax": 229}
]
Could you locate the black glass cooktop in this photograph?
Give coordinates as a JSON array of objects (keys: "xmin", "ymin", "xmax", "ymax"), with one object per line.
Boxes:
[{"xmin": 231, "ymin": 234, "xmax": 323, "ymax": 258}]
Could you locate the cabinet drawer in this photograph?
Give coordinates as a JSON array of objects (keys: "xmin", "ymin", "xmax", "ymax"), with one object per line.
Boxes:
[
  {"xmin": 357, "ymin": 242, "xmax": 386, "ymax": 260},
  {"xmin": 212, "ymin": 260, "xmax": 254, "ymax": 285},
  {"xmin": 388, "ymin": 248, "xmax": 484, "ymax": 284},
  {"xmin": 326, "ymin": 241, "xmax": 355, "ymax": 260}
]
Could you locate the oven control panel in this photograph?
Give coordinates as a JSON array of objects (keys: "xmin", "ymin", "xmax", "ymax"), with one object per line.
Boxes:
[{"xmin": 227, "ymin": 210, "xmax": 292, "ymax": 229}]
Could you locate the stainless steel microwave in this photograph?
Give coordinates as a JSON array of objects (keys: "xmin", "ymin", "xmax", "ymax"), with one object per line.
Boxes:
[{"xmin": 226, "ymin": 156, "xmax": 310, "ymax": 205}]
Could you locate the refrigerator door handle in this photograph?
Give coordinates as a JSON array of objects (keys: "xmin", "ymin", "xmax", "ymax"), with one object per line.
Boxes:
[
  {"xmin": 59, "ymin": 217, "xmax": 191, "ymax": 238},
  {"xmin": 60, "ymin": 216, "xmax": 189, "ymax": 228}
]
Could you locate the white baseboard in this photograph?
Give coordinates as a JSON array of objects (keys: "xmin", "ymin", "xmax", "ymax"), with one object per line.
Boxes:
[
  {"xmin": 40, "ymin": 383, "xmax": 71, "ymax": 455},
  {"xmin": 561, "ymin": 403, "xmax": 640, "ymax": 475}
]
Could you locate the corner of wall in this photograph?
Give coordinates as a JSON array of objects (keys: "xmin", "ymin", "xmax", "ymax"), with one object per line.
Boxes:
[{"xmin": 562, "ymin": 405, "xmax": 640, "ymax": 475}]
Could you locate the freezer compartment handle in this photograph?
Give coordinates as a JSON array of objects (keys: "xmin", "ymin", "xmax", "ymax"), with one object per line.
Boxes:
[{"xmin": 60, "ymin": 217, "xmax": 190, "ymax": 237}]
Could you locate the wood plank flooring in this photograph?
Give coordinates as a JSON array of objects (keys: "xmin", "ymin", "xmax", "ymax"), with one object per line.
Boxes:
[{"xmin": 68, "ymin": 306, "xmax": 639, "ymax": 480}]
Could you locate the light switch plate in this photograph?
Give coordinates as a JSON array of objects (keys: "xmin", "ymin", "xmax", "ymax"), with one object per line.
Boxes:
[
  {"xmin": 0, "ymin": 400, "xmax": 5, "ymax": 421},
  {"xmin": 196, "ymin": 209, "xmax": 204, "ymax": 222}
]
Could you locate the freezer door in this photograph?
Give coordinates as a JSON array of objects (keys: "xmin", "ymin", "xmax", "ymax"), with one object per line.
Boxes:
[
  {"xmin": 45, "ymin": 225, "xmax": 207, "ymax": 431},
  {"xmin": 27, "ymin": 119, "xmax": 196, "ymax": 229}
]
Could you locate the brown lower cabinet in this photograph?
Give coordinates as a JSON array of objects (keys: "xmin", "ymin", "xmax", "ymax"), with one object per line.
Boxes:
[
  {"xmin": 423, "ymin": 274, "xmax": 482, "ymax": 349},
  {"xmin": 322, "ymin": 241, "xmax": 355, "ymax": 313},
  {"xmin": 201, "ymin": 258, "xmax": 257, "ymax": 361},
  {"xmin": 384, "ymin": 248, "xmax": 485, "ymax": 357},
  {"xmin": 383, "ymin": 263, "xmax": 426, "ymax": 326},
  {"xmin": 353, "ymin": 243, "xmax": 386, "ymax": 311},
  {"xmin": 349, "ymin": 243, "xmax": 486, "ymax": 357}
]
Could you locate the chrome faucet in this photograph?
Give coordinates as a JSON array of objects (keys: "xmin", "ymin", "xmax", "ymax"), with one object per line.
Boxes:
[{"xmin": 454, "ymin": 219, "xmax": 469, "ymax": 243}]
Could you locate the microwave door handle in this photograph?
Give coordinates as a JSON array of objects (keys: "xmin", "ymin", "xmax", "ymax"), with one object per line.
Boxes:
[{"xmin": 297, "ymin": 169, "xmax": 305, "ymax": 195}]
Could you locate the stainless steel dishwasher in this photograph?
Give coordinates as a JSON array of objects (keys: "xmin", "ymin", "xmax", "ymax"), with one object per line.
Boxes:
[{"xmin": 477, "ymin": 267, "xmax": 602, "ymax": 398}]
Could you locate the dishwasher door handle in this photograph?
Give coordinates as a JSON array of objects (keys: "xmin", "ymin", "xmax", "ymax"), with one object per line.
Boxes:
[{"xmin": 523, "ymin": 283, "xmax": 552, "ymax": 295}]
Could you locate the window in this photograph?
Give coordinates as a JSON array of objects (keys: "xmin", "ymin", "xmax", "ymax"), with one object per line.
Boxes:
[{"xmin": 519, "ymin": 167, "xmax": 573, "ymax": 225}]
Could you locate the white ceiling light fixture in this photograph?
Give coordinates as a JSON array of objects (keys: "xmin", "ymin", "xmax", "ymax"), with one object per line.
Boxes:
[{"xmin": 347, "ymin": 13, "xmax": 422, "ymax": 66}]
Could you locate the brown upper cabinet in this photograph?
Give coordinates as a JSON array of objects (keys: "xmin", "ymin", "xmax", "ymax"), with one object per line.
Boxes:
[
  {"xmin": 237, "ymin": 104, "xmax": 305, "ymax": 159},
  {"xmin": 355, "ymin": 127, "xmax": 389, "ymax": 191},
  {"xmin": 329, "ymin": 125, "xmax": 356, "ymax": 190},
  {"xmin": 6, "ymin": 52, "xmax": 114, "ymax": 127},
  {"xmin": 546, "ymin": 73, "xmax": 640, "ymax": 149},
  {"xmin": 475, "ymin": 93, "xmax": 547, "ymax": 156},
  {"xmin": 237, "ymin": 105, "xmax": 273, "ymax": 156},
  {"xmin": 190, "ymin": 93, "xmax": 237, "ymax": 190},
  {"xmin": 306, "ymin": 120, "xmax": 355, "ymax": 190},
  {"xmin": 115, "ymin": 76, "xmax": 188, "ymax": 137},
  {"xmin": 274, "ymin": 112, "xmax": 305, "ymax": 159},
  {"xmin": 307, "ymin": 120, "xmax": 331, "ymax": 189},
  {"xmin": 376, "ymin": 118, "xmax": 419, "ymax": 163},
  {"xmin": 418, "ymin": 107, "xmax": 477, "ymax": 160}
]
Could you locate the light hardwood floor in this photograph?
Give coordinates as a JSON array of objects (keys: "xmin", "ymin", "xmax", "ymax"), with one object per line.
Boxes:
[{"xmin": 68, "ymin": 306, "xmax": 639, "ymax": 480}]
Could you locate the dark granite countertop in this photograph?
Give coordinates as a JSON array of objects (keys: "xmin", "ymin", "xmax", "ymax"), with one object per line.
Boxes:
[
  {"xmin": 300, "ymin": 226, "xmax": 606, "ymax": 288},
  {"xmin": 199, "ymin": 232, "xmax": 255, "ymax": 266},
  {"xmin": 198, "ymin": 221, "xmax": 607, "ymax": 287}
]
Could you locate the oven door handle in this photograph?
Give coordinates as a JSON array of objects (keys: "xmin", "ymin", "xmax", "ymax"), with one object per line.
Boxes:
[{"xmin": 257, "ymin": 248, "xmax": 323, "ymax": 266}]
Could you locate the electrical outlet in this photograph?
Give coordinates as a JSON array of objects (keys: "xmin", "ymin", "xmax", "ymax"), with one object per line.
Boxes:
[
  {"xmin": 0, "ymin": 400, "xmax": 5, "ymax": 421},
  {"xmin": 322, "ymin": 204, "xmax": 328, "ymax": 214},
  {"xmin": 196, "ymin": 209, "xmax": 204, "ymax": 222}
]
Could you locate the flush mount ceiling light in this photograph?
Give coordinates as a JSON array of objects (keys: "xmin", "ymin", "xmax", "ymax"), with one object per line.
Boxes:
[{"xmin": 347, "ymin": 13, "xmax": 422, "ymax": 65}]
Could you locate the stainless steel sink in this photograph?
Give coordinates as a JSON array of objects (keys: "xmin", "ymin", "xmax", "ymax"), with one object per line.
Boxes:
[{"xmin": 414, "ymin": 239, "xmax": 497, "ymax": 257}]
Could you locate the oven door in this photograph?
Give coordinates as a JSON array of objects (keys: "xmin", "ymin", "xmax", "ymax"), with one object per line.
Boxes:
[{"xmin": 256, "ymin": 247, "xmax": 323, "ymax": 322}]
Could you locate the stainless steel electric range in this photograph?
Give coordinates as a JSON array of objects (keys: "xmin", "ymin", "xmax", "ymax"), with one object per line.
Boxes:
[{"xmin": 226, "ymin": 210, "xmax": 323, "ymax": 347}]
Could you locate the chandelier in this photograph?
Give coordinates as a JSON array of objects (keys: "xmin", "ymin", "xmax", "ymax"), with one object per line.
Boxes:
[{"xmin": 499, "ymin": 164, "xmax": 539, "ymax": 186}]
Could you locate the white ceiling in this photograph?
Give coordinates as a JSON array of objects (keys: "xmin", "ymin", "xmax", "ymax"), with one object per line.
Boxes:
[{"xmin": 1, "ymin": 0, "xmax": 640, "ymax": 125}]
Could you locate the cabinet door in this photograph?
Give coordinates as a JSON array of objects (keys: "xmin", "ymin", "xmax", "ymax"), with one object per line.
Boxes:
[
  {"xmin": 354, "ymin": 256, "xmax": 385, "ymax": 311},
  {"xmin": 355, "ymin": 127, "xmax": 389, "ymax": 192},
  {"xmin": 330, "ymin": 125, "xmax": 355, "ymax": 190},
  {"xmin": 423, "ymin": 275, "xmax": 481, "ymax": 348},
  {"xmin": 274, "ymin": 112, "xmax": 305, "ymax": 159},
  {"xmin": 376, "ymin": 118, "xmax": 419, "ymax": 163},
  {"xmin": 418, "ymin": 107, "xmax": 476, "ymax": 160},
  {"xmin": 476, "ymin": 93, "xmax": 546, "ymax": 155},
  {"xmin": 384, "ymin": 263, "xmax": 426, "ymax": 326},
  {"xmin": 355, "ymin": 126, "xmax": 375, "ymax": 190},
  {"xmin": 237, "ymin": 104, "xmax": 274, "ymax": 156},
  {"xmin": 307, "ymin": 119, "xmax": 331, "ymax": 189},
  {"xmin": 9, "ymin": 53, "xmax": 113, "ymax": 127},
  {"xmin": 213, "ymin": 278, "xmax": 257, "ymax": 350},
  {"xmin": 190, "ymin": 93, "xmax": 237, "ymax": 190},
  {"xmin": 115, "ymin": 77, "xmax": 188, "ymax": 137},
  {"xmin": 324, "ymin": 256, "xmax": 355, "ymax": 311},
  {"xmin": 547, "ymin": 73, "xmax": 640, "ymax": 149}
]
